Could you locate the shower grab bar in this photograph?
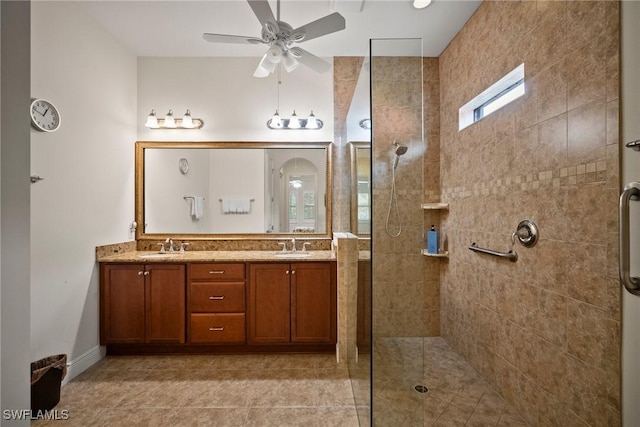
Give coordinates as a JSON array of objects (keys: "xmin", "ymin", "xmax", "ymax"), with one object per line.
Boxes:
[
  {"xmin": 468, "ymin": 242, "xmax": 518, "ymax": 262},
  {"xmin": 619, "ymin": 182, "xmax": 640, "ymax": 295}
]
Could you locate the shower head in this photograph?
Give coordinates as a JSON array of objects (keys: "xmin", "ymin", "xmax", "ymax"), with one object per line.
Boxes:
[
  {"xmin": 393, "ymin": 141, "xmax": 408, "ymax": 156},
  {"xmin": 392, "ymin": 141, "xmax": 408, "ymax": 169}
]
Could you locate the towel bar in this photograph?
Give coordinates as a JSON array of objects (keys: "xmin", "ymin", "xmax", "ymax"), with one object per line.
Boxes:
[{"xmin": 468, "ymin": 243, "xmax": 518, "ymax": 262}]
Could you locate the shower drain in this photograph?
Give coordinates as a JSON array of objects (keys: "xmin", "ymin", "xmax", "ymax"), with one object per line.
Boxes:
[{"xmin": 414, "ymin": 385, "xmax": 429, "ymax": 393}]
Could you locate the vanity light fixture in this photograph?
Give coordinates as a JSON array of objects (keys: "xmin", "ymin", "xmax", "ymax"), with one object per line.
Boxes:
[
  {"xmin": 267, "ymin": 68, "xmax": 322, "ymax": 130},
  {"xmin": 144, "ymin": 109, "xmax": 204, "ymax": 129},
  {"xmin": 267, "ymin": 110, "xmax": 323, "ymax": 130}
]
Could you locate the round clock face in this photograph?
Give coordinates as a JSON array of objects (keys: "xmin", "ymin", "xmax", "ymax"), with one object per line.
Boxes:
[{"xmin": 30, "ymin": 98, "xmax": 61, "ymax": 132}]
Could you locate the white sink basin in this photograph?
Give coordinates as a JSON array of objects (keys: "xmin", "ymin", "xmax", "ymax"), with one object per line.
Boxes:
[
  {"xmin": 137, "ymin": 253, "xmax": 181, "ymax": 259},
  {"xmin": 274, "ymin": 252, "xmax": 311, "ymax": 259}
]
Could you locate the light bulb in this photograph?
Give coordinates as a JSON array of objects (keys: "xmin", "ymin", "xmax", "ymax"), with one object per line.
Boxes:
[
  {"xmin": 181, "ymin": 109, "xmax": 194, "ymax": 128},
  {"xmin": 145, "ymin": 109, "xmax": 159, "ymax": 128},
  {"xmin": 273, "ymin": 110, "xmax": 283, "ymax": 127},
  {"xmin": 282, "ymin": 52, "xmax": 299, "ymax": 72},
  {"xmin": 305, "ymin": 111, "xmax": 318, "ymax": 129},
  {"xmin": 413, "ymin": 0, "xmax": 432, "ymax": 9},
  {"xmin": 288, "ymin": 110, "xmax": 300, "ymax": 129},
  {"xmin": 266, "ymin": 45, "xmax": 283, "ymax": 64},
  {"xmin": 164, "ymin": 110, "xmax": 176, "ymax": 128}
]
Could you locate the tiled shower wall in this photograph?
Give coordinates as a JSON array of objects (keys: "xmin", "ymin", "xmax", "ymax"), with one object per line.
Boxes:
[
  {"xmin": 371, "ymin": 55, "xmax": 441, "ymax": 337},
  {"xmin": 439, "ymin": 1, "xmax": 620, "ymax": 425}
]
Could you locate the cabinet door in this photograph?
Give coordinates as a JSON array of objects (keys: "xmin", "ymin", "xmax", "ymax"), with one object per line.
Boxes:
[
  {"xmin": 145, "ymin": 264, "xmax": 186, "ymax": 343},
  {"xmin": 248, "ymin": 263, "xmax": 291, "ymax": 343},
  {"xmin": 101, "ymin": 264, "xmax": 146, "ymax": 344},
  {"xmin": 291, "ymin": 262, "xmax": 336, "ymax": 343}
]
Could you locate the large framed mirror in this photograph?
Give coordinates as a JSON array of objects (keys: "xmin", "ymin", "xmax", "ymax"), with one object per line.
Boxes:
[
  {"xmin": 350, "ymin": 141, "xmax": 371, "ymax": 236},
  {"xmin": 135, "ymin": 141, "xmax": 332, "ymax": 240}
]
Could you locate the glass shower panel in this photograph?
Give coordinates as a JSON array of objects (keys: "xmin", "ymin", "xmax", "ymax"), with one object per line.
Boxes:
[{"xmin": 370, "ymin": 38, "xmax": 425, "ymax": 426}]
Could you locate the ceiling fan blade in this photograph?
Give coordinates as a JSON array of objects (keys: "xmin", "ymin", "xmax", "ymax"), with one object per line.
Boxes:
[
  {"xmin": 289, "ymin": 48, "xmax": 332, "ymax": 74},
  {"xmin": 247, "ymin": 0, "xmax": 276, "ymax": 27},
  {"xmin": 291, "ymin": 12, "xmax": 345, "ymax": 42},
  {"xmin": 203, "ymin": 33, "xmax": 264, "ymax": 45}
]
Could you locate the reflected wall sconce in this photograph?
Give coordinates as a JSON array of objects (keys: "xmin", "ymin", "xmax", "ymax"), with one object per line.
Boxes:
[
  {"xmin": 359, "ymin": 118, "xmax": 371, "ymax": 129},
  {"xmin": 267, "ymin": 110, "xmax": 323, "ymax": 130},
  {"xmin": 145, "ymin": 109, "xmax": 204, "ymax": 129}
]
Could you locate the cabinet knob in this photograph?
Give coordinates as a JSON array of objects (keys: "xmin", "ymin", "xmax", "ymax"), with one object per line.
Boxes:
[
  {"xmin": 291, "ymin": 270, "xmax": 295, "ymax": 275},
  {"xmin": 208, "ymin": 327, "xmax": 224, "ymax": 331},
  {"xmin": 286, "ymin": 270, "xmax": 290, "ymax": 275},
  {"xmin": 144, "ymin": 271, "xmax": 150, "ymax": 276},
  {"xmin": 138, "ymin": 271, "xmax": 144, "ymax": 276},
  {"xmin": 208, "ymin": 296, "xmax": 225, "ymax": 300}
]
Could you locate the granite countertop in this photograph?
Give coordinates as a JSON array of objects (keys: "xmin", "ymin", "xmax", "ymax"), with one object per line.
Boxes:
[{"xmin": 97, "ymin": 250, "xmax": 336, "ymax": 263}]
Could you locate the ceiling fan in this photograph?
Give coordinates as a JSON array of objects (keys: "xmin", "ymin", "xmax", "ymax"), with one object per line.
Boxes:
[{"xmin": 203, "ymin": 0, "xmax": 346, "ymax": 78}]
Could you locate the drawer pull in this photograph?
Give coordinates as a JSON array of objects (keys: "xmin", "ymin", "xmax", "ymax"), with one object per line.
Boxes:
[
  {"xmin": 209, "ymin": 270, "xmax": 225, "ymax": 274},
  {"xmin": 208, "ymin": 296, "xmax": 225, "ymax": 300},
  {"xmin": 208, "ymin": 327, "xmax": 224, "ymax": 331}
]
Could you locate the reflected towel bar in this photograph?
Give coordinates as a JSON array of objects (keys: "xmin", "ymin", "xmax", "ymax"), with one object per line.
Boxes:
[{"xmin": 469, "ymin": 242, "xmax": 518, "ymax": 262}]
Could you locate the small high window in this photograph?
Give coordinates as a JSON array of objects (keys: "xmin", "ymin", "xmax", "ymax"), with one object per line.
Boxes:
[{"xmin": 459, "ymin": 63, "xmax": 525, "ymax": 131}]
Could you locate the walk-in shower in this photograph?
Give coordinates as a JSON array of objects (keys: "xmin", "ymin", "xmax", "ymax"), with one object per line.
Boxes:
[{"xmin": 385, "ymin": 140, "xmax": 408, "ymax": 238}]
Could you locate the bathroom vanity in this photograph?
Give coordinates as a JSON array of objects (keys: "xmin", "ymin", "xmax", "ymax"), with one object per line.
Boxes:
[{"xmin": 98, "ymin": 251, "xmax": 337, "ymax": 354}]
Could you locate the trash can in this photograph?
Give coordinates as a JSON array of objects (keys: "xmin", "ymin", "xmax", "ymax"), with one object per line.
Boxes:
[{"xmin": 30, "ymin": 354, "xmax": 67, "ymax": 412}]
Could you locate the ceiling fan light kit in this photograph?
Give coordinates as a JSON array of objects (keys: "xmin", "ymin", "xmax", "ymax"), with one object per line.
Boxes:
[
  {"xmin": 203, "ymin": 0, "xmax": 345, "ymax": 78},
  {"xmin": 145, "ymin": 109, "xmax": 204, "ymax": 130}
]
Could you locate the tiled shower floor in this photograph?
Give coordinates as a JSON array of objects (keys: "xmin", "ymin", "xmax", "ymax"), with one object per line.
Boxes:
[{"xmin": 372, "ymin": 337, "xmax": 528, "ymax": 426}]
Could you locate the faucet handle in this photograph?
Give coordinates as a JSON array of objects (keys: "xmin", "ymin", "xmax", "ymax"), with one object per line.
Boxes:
[
  {"xmin": 157, "ymin": 243, "xmax": 166, "ymax": 254},
  {"xmin": 302, "ymin": 242, "xmax": 312, "ymax": 252},
  {"xmin": 179, "ymin": 242, "xmax": 190, "ymax": 254},
  {"xmin": 277, "ymin": 242, "xmax": 287, "ymax": 253}
]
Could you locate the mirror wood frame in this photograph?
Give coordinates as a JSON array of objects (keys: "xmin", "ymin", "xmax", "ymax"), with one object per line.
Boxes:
[{"xmin": 135, "ymin": 141, "xmax": 333, "ymax": 241}]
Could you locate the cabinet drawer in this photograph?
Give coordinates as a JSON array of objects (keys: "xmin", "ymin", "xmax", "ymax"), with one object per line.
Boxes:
[
  {"xmin": 190, "ymin": 263, "xmax": 245, "ymax": 281},
  {"xmin": 190, "ymin": 313, "xmax": 245, "ymax": 343},
  {"xmin": 190, "ymin": 282, "xmax": 245, "ymax": 313}
]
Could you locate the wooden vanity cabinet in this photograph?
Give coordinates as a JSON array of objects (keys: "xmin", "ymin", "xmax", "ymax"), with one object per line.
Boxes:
[
  {"xmin": 100, "ymin": 263, "xmax": 186, "ymax": 345},
  {"xmin": 248, "ymin": 262, "xmax": 336, "ymax": 345},
  {"xmin": 188, "ymin": 263, "xmax": 246, "ymax": 344}
]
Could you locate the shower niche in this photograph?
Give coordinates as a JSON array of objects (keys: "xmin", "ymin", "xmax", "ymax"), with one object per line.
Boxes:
[{"xmin": 421, "ymin": 203, "xmax": 449, "ymax": 258}]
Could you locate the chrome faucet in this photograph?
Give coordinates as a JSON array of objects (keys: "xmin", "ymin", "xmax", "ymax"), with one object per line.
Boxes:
[
  {"xmin": 291, "ymin": 237, "xmax": 297, "ymax": 252},
  {"xmin": 165, "ymin": 238, "xmax": 175, "ymax": 252}
]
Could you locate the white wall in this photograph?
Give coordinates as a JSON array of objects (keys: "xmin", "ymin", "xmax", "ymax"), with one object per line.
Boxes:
[
  {"xmin": 30, "ymin": 2, "xmax": 137, "ymax": 380},
  {"xmin": 137, "ymin": 57, "xmax": 334, "ymax": 142},
  {"xmin": 145, "ymin": 148, "xmax": 212, "ymax": 234},
  {"xmin": 209, "ymin": 149, "xmax": 265, "ymax": 233}
]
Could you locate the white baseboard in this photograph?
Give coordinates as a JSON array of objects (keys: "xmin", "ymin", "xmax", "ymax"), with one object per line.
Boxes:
[{"xmin": 62, "ymin": 345, "xmax": 106, "ymax": 384}]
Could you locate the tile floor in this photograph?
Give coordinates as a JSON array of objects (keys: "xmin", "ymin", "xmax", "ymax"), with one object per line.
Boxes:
[
  {"xmin": 372, "ymin": 337, "xmax": 528, "ymax": 426},
  {"xmin": 31, "ymin": 353, "xmax": 359, "ymax": 427},
  {"xmin": 32, "ymin": 338, "xmax": 527, "ymax": 426}
]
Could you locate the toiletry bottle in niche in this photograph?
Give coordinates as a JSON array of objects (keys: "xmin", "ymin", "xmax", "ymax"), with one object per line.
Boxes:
[{"xmin": 427, "ymin": 225, "xmax": 439, "ymax": 254}]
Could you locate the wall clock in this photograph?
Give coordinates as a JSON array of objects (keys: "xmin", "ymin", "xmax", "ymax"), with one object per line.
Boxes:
[
  {"xmin": 30, "ymin": 98, "xmax": 61, "ymax": 132},
  {"xmin": 178, "ymin": 158, "xmax": 189, "ymax": 175}
]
